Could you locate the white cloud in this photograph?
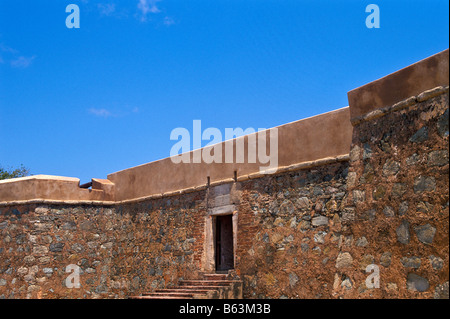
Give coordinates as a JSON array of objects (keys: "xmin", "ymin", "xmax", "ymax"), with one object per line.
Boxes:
[
  {"xmin": 1, "ymin": 43, "xmax": 35, "ymax": 69},
  {"xmin": 137, "ymin": 0, "xmax": 160, "ymax": 21},
  {"xmin": 88, "ymin": 106, "xmax": 140, "ymax": 118},
  {"xmin": 98, "ymin": 3, "xmax": 116, "ymax": 16},
  {"xmin": 10, "ymin": 55, "xmax": 36, "ymax": 69},
  {"xmin": 0, "ymin": 43, "xmax": 18, "ymax": 54},
  {"xmin": 163, "ymin": 16, "xmax": 175, "ymax": 26},
  {"xmin": 88, "ymin": 108, "xmax": 113, "ymax": 117}
]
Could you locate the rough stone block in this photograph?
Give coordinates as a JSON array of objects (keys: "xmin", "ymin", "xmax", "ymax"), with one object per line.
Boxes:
[
  {"xmin": 311, "ymin": 216, "xmax": 328, "ymax": 227},
  {"xmin": 396, "ymin": 220, "xmax": 410, "ymax": 244},
  {"xmin": 414, "ymin": 223, "xmax": 436, "ymax": 244},
  {"xmin": 407, "ymin": 273, "xmax": 429, "ymax": 292},
  {"xmin": 409, "ymin": 126, "xmax": 429, "ymax": 143},
  {"xmin": 413, "ymin": 176, "xmax": 436, "ymax": 193},
  {"xmin": 336, "ymin": 252, "xmax": 353, "ymax": 269}
]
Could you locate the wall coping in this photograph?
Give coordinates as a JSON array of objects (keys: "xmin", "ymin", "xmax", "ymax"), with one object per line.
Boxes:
[
  {"xmin": 350, "ymin": 85, "xmax": 449, "ymax": 126},
  {"xmin": 0, "ymin": 175, "xmax": 80, "ymax": 184},
  {"xmin": 348, "ymin": 49, "xmax": 449, "ymax": 121}
]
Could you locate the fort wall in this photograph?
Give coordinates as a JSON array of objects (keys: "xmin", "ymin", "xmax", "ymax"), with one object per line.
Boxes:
[{"xmin": 0, "ymin": 49, "xmax": 448, "ymax": 299}]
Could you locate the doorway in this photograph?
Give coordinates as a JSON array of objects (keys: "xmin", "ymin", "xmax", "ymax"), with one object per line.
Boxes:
[{"xmin": 215, "ymin": 214, "xmax": 234, "ymax": 271}]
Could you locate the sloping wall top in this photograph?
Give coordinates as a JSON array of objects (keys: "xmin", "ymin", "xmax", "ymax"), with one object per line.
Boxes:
[
  {"xmin": 107, "ymin": 107, "xmax": 352, "ymax": 201},
  {"xmin": 348, "ymin": 49, "xmax": 449, "ymax": 121}
]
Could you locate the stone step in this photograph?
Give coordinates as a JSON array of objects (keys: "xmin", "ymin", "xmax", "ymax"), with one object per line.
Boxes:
[
  {"xmin": 129, "ymin": 295, "xmax": 192, "ymax": 299},
  {"xmin": 203, "ymin": 273, "xmax": 228, "ymax": 280},
  {"xmin": 144, "ymin": 292, "xmax": 204, "ymax": 298},
  {"xmin": 153, "ymin": 288, "xmax": 213, "ymax": 294},
  {"xmin": 128, "ymin": 273, "xmax": 242, "ymax": 299},
  {"xmin": 179, "ymin": 280, "xmax": 236, "ymax": 286},
  {"xmin": 175, "ymin": 285, "xmax": 224, "ymax": 290}
]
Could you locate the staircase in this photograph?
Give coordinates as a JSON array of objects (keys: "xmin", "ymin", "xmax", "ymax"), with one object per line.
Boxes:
[{"xmin": 129, "ymin": 273, "xmax": 243, "ymax": 299}]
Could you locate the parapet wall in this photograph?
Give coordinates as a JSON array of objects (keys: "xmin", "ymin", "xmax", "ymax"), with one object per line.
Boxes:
[
  {"xmin": 107, "ymin": 107, "xmax": 352, "ymax": 201},
  {"xmin": 348, "ymin": 49, "xmax": 449, "ymax": 121},
  {"xmin": 0, "ymin": 176, "xmax": 115, "ymax": 204}
]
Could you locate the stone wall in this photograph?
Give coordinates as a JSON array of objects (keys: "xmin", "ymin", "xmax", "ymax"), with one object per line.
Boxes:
[
  {"xmin": 0, "ymin": 204, "xmax": 122, "ymax": 299},
  {"xmin": 235, "ymin": 161, "xmax": 350, "ymax": 298},
  {"xmin": 0, "ymin": 190, "xmax": 207, "ymax": 299},
  {"xmin": 0, "ymin": 160, "xmax": 353, "ymax": 299},
  {"xmin": 339, "ymin": 88, "xmax": 449, "ymax": 299}
]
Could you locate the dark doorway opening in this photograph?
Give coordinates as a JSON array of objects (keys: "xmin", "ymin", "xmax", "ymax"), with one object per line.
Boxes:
[{"xmin": 215, "ymin": 214, "xmax": 234, "ymax": 271}]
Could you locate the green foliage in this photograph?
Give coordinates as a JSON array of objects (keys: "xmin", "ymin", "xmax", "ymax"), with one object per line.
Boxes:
[{"xmin": 0, "ymin": 164, "xmax": 30, "ymax": 180}]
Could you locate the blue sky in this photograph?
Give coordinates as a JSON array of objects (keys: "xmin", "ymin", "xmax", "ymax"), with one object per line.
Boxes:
[{"xmin": 0, "ymin": 0, "xmax": 448, "ymax": 184}]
